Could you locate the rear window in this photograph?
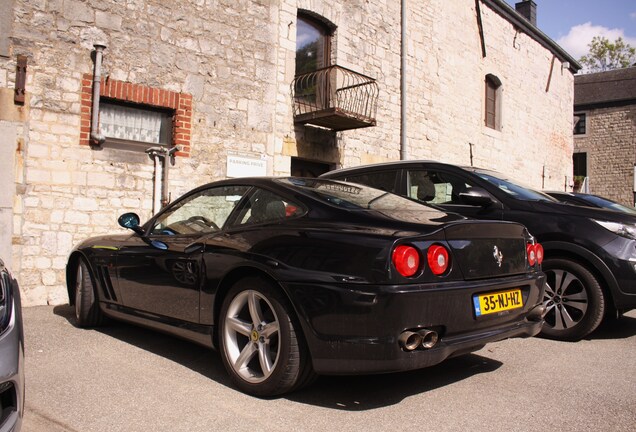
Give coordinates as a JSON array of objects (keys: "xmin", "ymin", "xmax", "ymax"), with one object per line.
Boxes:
[{"xmin": 278, "ymin": 178, "xmax": 427, "ymax": 211}]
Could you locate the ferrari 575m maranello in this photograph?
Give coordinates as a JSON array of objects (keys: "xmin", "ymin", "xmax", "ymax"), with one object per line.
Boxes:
[{"xmin": 67, "ymin": 177, "xmax": 546, "ymax": 396}]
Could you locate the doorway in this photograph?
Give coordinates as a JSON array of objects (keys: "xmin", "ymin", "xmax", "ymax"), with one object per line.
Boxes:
[{"xmin": 291, "ymin": 158, "xmax": 332, "ymax": 178}]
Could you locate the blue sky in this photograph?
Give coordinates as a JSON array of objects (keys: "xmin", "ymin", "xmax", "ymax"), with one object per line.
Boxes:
[{"xmin": 504, "ymin": 0, "xmax": 636, "ymax": 59}]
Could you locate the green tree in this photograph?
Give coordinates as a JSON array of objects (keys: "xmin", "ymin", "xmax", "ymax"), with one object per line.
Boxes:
[{"xmin": 579, "ymin": 36, "xmax": 636, "ymax": 73}]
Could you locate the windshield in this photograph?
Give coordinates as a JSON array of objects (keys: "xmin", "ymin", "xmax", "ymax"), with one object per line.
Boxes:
[
  {"xmin": 279, "ymin": 178, "xmax": 439, "ymax": 212},
  {"xmin": 473, "ymin": 169, "xmax": 558, "ymax": 202}
]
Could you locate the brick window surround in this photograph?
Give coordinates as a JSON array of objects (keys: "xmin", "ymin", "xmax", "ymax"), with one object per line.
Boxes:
[{"xmin": 80, "ymin": 73, "xmax": 192, "ymax": 156}]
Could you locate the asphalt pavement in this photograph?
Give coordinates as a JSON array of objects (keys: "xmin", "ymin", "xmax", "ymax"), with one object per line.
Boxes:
[{"xmin": 22, "ymin": 305, "xmax": 636, "ymax": 432}]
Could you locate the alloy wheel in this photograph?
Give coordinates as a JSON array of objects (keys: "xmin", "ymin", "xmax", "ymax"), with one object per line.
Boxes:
[
  {"xmin": 222, "ymin": 290, "xmax": 281, "ymax": 383},
  {"xmin": 543, "ymin": 268, "xmax": 589, "ymax": 330}
]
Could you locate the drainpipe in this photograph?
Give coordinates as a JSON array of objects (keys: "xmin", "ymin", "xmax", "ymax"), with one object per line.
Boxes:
[
  {"xmin": 146, "ymin": 148, "xmax": 164, "ymax": 214},
  {"xmin": 400, "ymin": 0, "xmax": 407, "ymax": 160},
  {"xmin": 146, "ymin": 146, "xmax": 181, "ymax": 213},
  {"xmin": 162, "ymin": 146, "xmax": 180, "ymax": 208},
  {"xmin": 633, "ymin": 165, "xmax": 636, "ymax": 207},
  {"xmin": 90, "ymin": 44, "xmax": 107, "ymax": 146}
]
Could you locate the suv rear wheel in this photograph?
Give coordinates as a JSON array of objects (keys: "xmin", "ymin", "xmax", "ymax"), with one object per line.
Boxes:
[{"xmin": 541, "ymin": 258, "xmax": 605, "ymax": 341}]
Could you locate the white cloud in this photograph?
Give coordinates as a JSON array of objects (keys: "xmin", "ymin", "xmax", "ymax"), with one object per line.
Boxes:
[
  {"xmin": 631, "ymin": 12, "xmax": 636, "ymax": 20},
  {"xmin": 557, "ymin": 22, "xmax": 636, "ymax": 59}
]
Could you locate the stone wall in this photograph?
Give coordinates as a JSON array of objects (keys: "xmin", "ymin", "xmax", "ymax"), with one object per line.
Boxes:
[
  {"xmin": 1, "ymin": 0, "xmax": 575, "ymax": 305},
  {"xmin": 574, "ymin": 105, "xmax": 636, "ymax": 206}
]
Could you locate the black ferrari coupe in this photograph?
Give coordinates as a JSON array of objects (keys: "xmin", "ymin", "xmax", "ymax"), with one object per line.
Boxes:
[{"xmin": 67, "ymin": 177, "xmax": 545, "ymax": 396}]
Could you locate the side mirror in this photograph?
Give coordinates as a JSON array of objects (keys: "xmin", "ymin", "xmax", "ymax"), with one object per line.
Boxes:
[
  {"xmin": 458, "ymin": 187, "xmax": 495, "ymax": 207},
  {"xmin": 118, "ymin": 212, "xmax": 144, "ymax": 235}
]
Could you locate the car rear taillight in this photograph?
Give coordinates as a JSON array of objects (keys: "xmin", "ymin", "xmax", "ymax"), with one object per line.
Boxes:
[
  {"xmin": 427, "ymin": 244, "xmax": 450, "ymax": 275},
  {"xmin": 535, "ymin": 243, "xmax": 544, "ymax": 265},
  {"xmin": 392, "ymin": 245, "xmax": 420, "ymax": 277},
  {"xmin": 527, "ymin": 243, "xmax": 544, "ymax": 266}
]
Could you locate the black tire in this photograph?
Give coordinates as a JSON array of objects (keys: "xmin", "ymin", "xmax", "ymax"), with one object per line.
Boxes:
[
  {"xmin": 74, "ymin": 258, "xmax": 104, "ymax": 327},
  {"xmin": 218, "ymin": 277, "xmax": 315, "ymax": 397},
  {"xmin": 541, "ymin": 258, "xmax": 605, "ymax": 341}
]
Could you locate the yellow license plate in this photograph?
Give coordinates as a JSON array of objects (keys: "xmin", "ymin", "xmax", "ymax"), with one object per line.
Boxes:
[{"xmin": 473, "ymin": 289, "xmax": 523, "ymax": 317}]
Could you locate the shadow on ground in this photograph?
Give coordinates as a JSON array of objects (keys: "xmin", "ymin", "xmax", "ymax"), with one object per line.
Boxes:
[
  {"xmin": 288, "ymin": 353, "xmax": 502, "ymax": 410},
  {"xmin": 53, "ymin": 304, "xmax": 503, "ymax": 410},
  {"xmin": 53, "ymin": 304, "xmax": 230, "ymax": 385},
  {"xmin": 587, "ymin": 313, "xmax": 636, "ymax": 340}
]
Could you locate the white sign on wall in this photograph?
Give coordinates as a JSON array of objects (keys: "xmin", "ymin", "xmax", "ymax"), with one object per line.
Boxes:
[{"xmin": 226, "ymin": 155, "xmax": 267, "ymax": 178}]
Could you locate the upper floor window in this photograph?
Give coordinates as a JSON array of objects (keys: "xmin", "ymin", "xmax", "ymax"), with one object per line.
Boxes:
[
  {"xmin": 295, "ymin": 14, "xmax": 332, "ymax": 76},
  {"xmin": 574, "ymin": 112, "xmax": 586, "ymax": 135},
  {"xmin": 485, "ymin": 74, "xmax": 502, "ymax": 130}
]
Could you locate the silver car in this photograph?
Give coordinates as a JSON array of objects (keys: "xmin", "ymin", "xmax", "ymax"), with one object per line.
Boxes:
[{"xmin": 0, "ymin": 259, "xmax": 24, "ymax": 432}]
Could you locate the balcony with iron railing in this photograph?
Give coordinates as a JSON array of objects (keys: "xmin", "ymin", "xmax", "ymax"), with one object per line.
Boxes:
[{"xmin": 291, "ymin": 65, "xmax": 379, "ymax": 131}]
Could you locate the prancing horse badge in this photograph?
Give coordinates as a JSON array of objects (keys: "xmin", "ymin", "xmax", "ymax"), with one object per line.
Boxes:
[{"xmin": 493, "ymin": 245, "xmax": 503, "ymax": 267}]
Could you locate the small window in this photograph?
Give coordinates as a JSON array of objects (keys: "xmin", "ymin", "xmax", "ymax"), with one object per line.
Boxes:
[
  {"xmin": 573, "ymin": 153, "xmax": 587, "ymax": 177},
  {"xmin": 574, "ymin": 113, "xmax": 586, "ymax": 135},
  {"xmin": 485, "ymin": 74, "xmax": 502, "ymax": 130},
  {"xmin": 80, "ymin": 74, "xmax": 192, "ymax": 155},
  {"xmin": 101, "ymin": 101, "xmax": 173, "ymax": 150}
]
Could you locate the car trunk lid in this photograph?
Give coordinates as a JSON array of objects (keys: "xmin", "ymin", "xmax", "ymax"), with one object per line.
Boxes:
[{"xmin": 443, "ymin": 221, "xmax": 528, "ymax": 280}]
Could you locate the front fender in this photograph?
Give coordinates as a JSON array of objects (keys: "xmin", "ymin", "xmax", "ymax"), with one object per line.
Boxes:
[{"xmin": 541, "ymin": 240, "xmax": 618, "ymax": 302}]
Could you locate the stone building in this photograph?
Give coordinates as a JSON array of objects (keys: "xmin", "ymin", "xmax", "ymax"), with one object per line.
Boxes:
[
  {"xmin": 0, "ymin": 0, "xmax": 579, "ymax": 305},
  {"xmin": 573, "ymin": 66, "xmax": 636, "ymax": 206}
]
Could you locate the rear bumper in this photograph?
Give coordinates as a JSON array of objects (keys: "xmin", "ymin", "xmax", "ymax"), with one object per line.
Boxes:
[
  {"xmin": 313, "ymin": 319, "xmax": 542, "ymax": 375},
  {"xmin": 285, "ymin": 272, "xmax": 545, "ymax": 375}
]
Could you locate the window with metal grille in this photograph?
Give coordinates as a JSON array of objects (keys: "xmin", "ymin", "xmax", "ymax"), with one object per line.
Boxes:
[{"xmin": 574, "ymin": 113, "xmax": 586, "ymax": 135}]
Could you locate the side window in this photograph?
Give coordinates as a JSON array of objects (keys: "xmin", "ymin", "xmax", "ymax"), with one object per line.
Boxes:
[
  {"xmin": 151, "ymin": 185, "xmax": 250, "ymax": 235},
  {"xmin": 235, "ymin": 189, "xmax": 303, "ymax": 226},
  {"xmin": 406, "ymin": 170, "xmax": 474, "ymax": 205},
  {"xmin": 344, "ymin": 171, "xmax": 399, "ymax": 193}
]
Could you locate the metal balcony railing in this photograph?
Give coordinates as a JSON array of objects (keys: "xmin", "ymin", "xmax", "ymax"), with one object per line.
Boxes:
[{"xmin": 291, "ymin": 65, "xmax": 379, "ymax": 131}]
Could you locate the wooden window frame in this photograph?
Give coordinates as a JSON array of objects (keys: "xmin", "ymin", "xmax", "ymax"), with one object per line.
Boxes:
[
  {"xmin": 485, "ymin": 74, "xmax": 502, "ymax": 130},
  {"xmin": 296, "ymin": 11, "xmax": 335, "ymax": 74}
]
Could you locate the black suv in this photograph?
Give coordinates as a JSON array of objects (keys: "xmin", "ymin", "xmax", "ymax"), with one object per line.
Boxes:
[{"xmin": 322, "ymin": 161, "xmax": 636, "ymax": 341}]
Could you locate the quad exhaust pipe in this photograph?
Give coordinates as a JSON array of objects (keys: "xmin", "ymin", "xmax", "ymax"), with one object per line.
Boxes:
[{"xmin": 398, "ymin": 329, "xmax": 439, "ymax": 351}]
